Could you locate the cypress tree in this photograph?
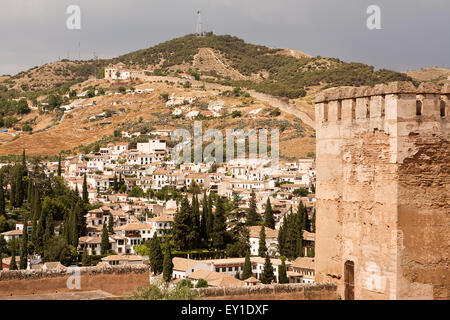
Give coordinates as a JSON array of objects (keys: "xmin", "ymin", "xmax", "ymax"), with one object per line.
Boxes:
[
  {"xmin": 278, "ymin": 257, "xmax": 288, "ymax": 284},
  {"xmin": 19, "ymin": 218, "xmax": 28, "ymax": 269},
  {"xmin": 9, "ymin": 241, "xmax": 18, "ymax": 270},
  {"xmin": 260, "ymin": 254, "xmax": 275, "ymax": 284},
  {"xmin": 57, "ymin": 154, "xmax": 62, "ymax": 177},
  {"xmin": 311, "ymin": 208, "xmax": 316, "ymax": 233},
  {"xmin": 264, "ymin": 198, "xmax": 275, "ymax": 229},
  {"xmin": 247, "ymin": 190, "xmax": 259, "ymax": 225},
  {"xmin": 191, "ymin": 194, "xmax": 200, "ymax": 247},
  {"xmin": 31, "ymin": 217, "xmax": 38, "ymax": 249},
  {"xmin": 108, "ymin": 214, "xmax": 114, "ymax": 233},
  {"xmin": 27, "ymin": 178, "xmax": 32, "ymax": 203},
  {"xmin": 0, "ymin": 176, "xmax": 5, "ymax": 216},
  {"xmin": 33, "ymin": 188, "xmax": 41, "ymax": 220},
  {"xmin": 82, "ymin": 174, "xmax": 89, "ymax": 204},
  {"xmin": 258, "ymin": 225, "xmax": 267, "ymax": 257},
  {"xmin": 149, "ymin": 233, "xmax": 163, "ymax": 275},
  {"xmin": 172, "ymin": 198, "xmax": 194, "ymax": 250},
  {"xmin": 242, "ymin": 252, "xmax": 253, "ymax": 280},
  {"xmin": 10, "ymin": 178, "xmax": 16, "ymax": 208},
  {"xmin": 44, "ymin": 211, "xmax": 55, "ymax": 245},
  {"xmin": 235, "ymin": 271, "xmax": 241, "ymax": 280},
  {"xmin": 278, "ymin": 214, "xmax": 287, "ymax": 257},
  {"xmin": 76, "ymin": 202, "xmax": 87, "ymax": 237},
  {"xmin": 0, "ymin": 239, "xmax": 3, "ymax": 270},
  {"xmin": 162, "ymin": 243, "xmax": 173, "ymax": 283},
  {"xmin": 100, "ymin": 222, "xmax": 110, "ymax": 255},
  {"xmin": 206, "ymin": 193, "xmax": 214, "ymax": 238},
  {"xmin": 113, "ymin": 174, "xmax": 118, "ymax": 192},
  {"xmin": 22, "ymin": 149, "xmax": 26, "ymax": 167},
  {"xmin": 200, "ymin": 191, "xmax": 208, "ymax": 241},
  {"xmin": 36, "ymin": 205, "xmax": 47, "ymax": 254},
  {"xmin": 212, "ymin": 197, "xmax": 226, "ymax": 249},
  {"xmin": 81, "ymin": 248, "xmax": 89, "ymax": 266},
  {"xmin": 15, "ymin": 165, "xmax": 24, "ymax": 207}
]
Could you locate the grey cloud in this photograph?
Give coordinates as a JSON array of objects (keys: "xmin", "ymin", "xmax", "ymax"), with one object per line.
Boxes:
[{"xmin": 0, "ymin": 0, "xmax": 448, "ymax": 75}]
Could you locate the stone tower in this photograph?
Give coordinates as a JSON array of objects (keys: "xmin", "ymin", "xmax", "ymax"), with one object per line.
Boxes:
[{"xmin": 314, "ymin": 81, "xmax": 449, "ymax": 300}]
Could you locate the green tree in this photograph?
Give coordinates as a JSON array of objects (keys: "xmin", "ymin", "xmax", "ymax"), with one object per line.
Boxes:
[
  {"xmin": 200, "ymin": 191, "xmax": 208, "ymax": 241},
  {"xmin": 242, "ymin": 252, "xmax": 253, "ymax": 280},
  {"xmin": 310, "ymin": 209, "xmax": 316, "ymax": 233},
  {"xmin": 206, "ymin": 193, "xmax": 214, "ymax": 239},
  {"xmin": 82, "ymin": 174, "xmax": 89, "ymax": 204},
  {"xmin": 0, "ymin": 176, "xmax": 5, "ymax": 216},
  {"xmin": 81, "ymin": 247, "xmax": 89, "ymax": 266},
  {"xmin": 212, "ymin": 197, "xmax": 226, "ymax": 249},
  {"xmin": 264, "ymin": 198, "xmax": 275, "ymax": 229},
  {"xmin": 163, "ymin": 243, "xmax": 173, "ymax": 283},
  {"xmin": 113, "ymin": 174, "xmax": 118, "ymax": 192},
  {"xmin": 278, "ymin": 257, "xmax": 288, "ymax": 284},
  {"xmin": 100, "ymin": 223, "xmax": 110, "ymax": 255},
  {"xmin": 149, "ymin": 234, "xmax": 164, "ymax": 275},
  {"xmin": 108, "ymin": 214, "xmax": 114, "ymax": 233},
  {"xmin": 258, "ymin": 225, "xmax": 267, "ymax": 257},
  {"xmin": 172, "ymin": 198, "xmax": 195, "ymax": 250},
  {"xmin": 247, "ymin": 190, "xmax": 259, "ymax": 225},
  {"xmin": 260, "ymin": 255, "xmax": 275, "ymax": 284},
  {"xmin": 9, "ymin": 241, "xmax": 18, "ymax": 270},
  {"xmin": 191, "ymin": 194, "xmax": 200, "ymax": 248},
  {"xmin": 14, "ymin": 165, "xmax": 24, "ymax": 207},
  {"xmin": 57, "ymin": 154, "xmax": 62, "ymax": 177},
  {"xmin": 19, "ymin": 218, "xmax": 28, "ymax": 269},
  {"xmin": 196, "ymin": 278, "xmax": 208, "ymax": 288}
]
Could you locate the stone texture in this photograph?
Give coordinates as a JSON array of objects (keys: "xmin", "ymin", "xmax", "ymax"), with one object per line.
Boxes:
[{"xmin": 314, "ymin": 82, "xmax": 449, "ymax": 300}]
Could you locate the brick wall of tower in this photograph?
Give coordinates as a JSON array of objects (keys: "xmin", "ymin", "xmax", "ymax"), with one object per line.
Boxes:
[{"xmin": 314, "ymin": 82, "xmax": 449, "ymax": 300}]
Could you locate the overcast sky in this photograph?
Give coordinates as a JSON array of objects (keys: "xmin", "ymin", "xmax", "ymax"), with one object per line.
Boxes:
[{"xmin": 0, "ymin": 0, "xmax": 449, "ymax": 75}]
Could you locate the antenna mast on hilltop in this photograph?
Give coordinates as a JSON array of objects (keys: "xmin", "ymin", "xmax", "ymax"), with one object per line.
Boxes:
[{"xmin": 196, "ymin": 10, "xmax": 205, "ymax": 37}]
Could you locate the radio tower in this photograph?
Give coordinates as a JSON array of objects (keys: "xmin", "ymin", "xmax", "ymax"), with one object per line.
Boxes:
[{"xmin": 196, "ymin": 10, "xmax": 204, "ymax": 37}]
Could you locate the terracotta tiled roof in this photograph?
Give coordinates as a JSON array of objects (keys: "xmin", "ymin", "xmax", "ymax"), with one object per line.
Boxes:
[
  {"xmin": 290, "ymin": 257, "xmax": 315, "ymax": 270},
  {"xmin": 115, "ymin": 223, "xmax": 152, "ymax": 231},
  {"xmin": 172, "ymin": 257, "xmax": 202, "ymax": 272},
  {"xmin": 148, "ymin": 215, "xmax": 174, "ymax": 223},
  {"xmin": 248, "ymin": 226, "xmax": 278, "ymax": 239}
]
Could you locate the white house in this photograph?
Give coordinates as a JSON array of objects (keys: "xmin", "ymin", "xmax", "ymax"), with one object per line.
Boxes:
[{"xmin": 248, "ymin": 226, "xmax": 279, "ymax": 257}]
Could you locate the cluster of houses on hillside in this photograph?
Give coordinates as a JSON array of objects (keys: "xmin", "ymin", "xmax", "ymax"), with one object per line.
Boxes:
[{"xmin": 1, "ymin": 127, "xmax": 317, "ymax": 286}]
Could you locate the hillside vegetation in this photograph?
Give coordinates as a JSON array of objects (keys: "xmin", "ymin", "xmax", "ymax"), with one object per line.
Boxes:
[{"xmin": 0, "ymin": 33, "xmax": 413, "ymax": 102}]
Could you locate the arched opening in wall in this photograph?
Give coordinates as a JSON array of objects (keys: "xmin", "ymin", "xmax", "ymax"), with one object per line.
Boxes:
[
  {"xmin": 337, "ymin": 100, "xmax": 342, "ymax": 120},
  {"xmin": 416, "ymin": 99, "xmax": 423, "ymax": 116},
  {"xmin": 440, "ymin": 99, "xmax": 447, "ymax": 117},
  {"xmin": 323, "ymin": 103, "xmax": 328, "ymax": 122},
  {"xmin": 351, "ymin": 99, "xmax": 356, "ymax": 120},
  {"xmin": 381, "ymin": 95, "xmax": 386, "ymax": 117},
  {"xmin": 344, "ymin": 261, "xmax": 355, "ymax": 300}
]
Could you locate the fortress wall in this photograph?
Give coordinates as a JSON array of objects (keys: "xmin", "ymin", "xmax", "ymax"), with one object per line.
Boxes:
[
  {"xmin": 194, "ymin": 283, "xmax": 337, "ymax": 300},
  {"xmin": 314, "ymin": 82, "xmax": 449, "ymax": 299},
  {"xmin": 0, "ymin": 265, "xmax": 149, "ymax": 297}
]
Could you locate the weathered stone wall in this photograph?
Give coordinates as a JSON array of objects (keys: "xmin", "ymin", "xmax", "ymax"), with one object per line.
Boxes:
[
  {"xmin": 0, "ymin": 265, "xmax": 149, "ymax": 297},
  {"xmin": 193, "ymin": 283, "xmax": 337, "ymax": 300},
  {"xmin": 314, "ymin": 82, "xmax": 449, "ymax": 300}
]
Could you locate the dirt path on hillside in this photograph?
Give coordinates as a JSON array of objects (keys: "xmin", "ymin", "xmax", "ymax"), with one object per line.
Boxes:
[{"xmin": 247, "ymin": 90, "xmax": 315, "ymax": 130}]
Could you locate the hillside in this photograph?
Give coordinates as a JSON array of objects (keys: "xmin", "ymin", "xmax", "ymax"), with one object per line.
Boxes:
[
  {"xmin": 0, "ymin": 79, "xmax": 315, "ymax": 159},
  {"xmin": 0, "ymin": 33, "xmax": 416, "ymax": 158},
  {"xmin": 405, "ymin": 67, "xmax": 450, "ymax": 83},
  {"xmin": 0, "ymin": 33, "xmax": 412, "ymax": 100}
]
